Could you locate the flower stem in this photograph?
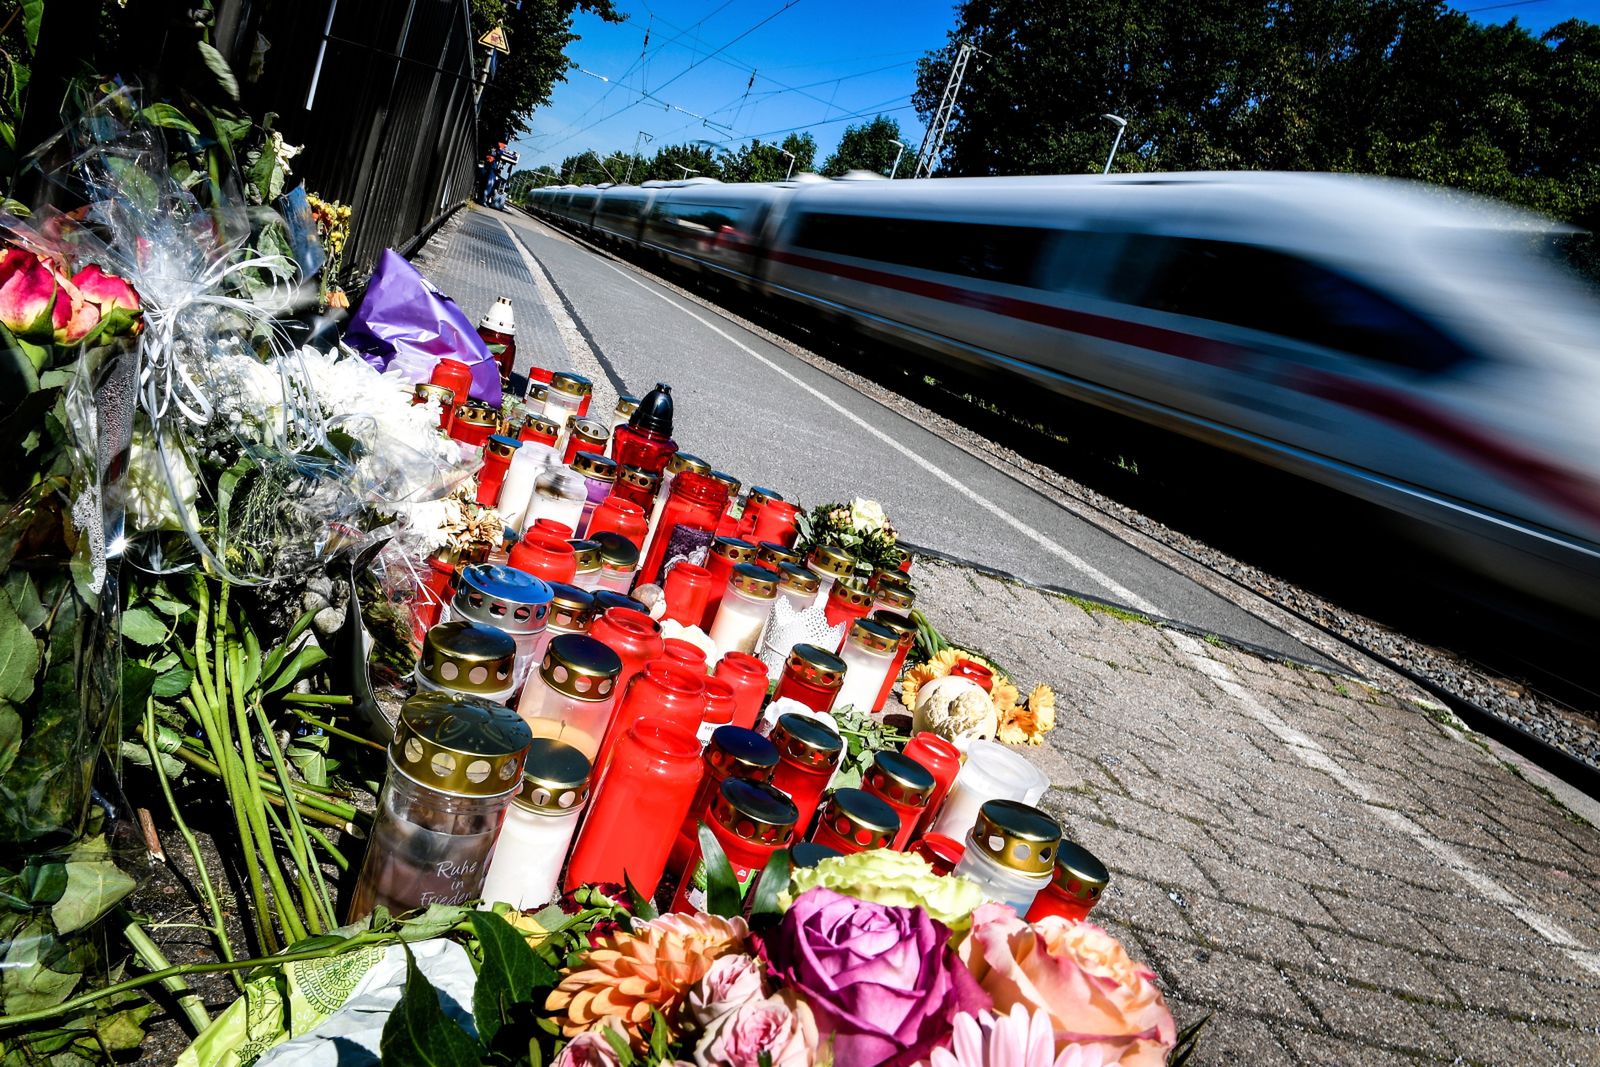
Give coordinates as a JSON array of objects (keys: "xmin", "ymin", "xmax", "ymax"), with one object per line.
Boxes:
[
  {"xmin": 281, "ymin": 693, "xmax": 353, "ymax": 706},
  {"xmin": 0, "ymin": 932, "xmax": 394, "ymax": 1033},
  {"xmin": 120, "ymin": 915, "xmax": 211, "ymax": 1036},
  {"xmin": 141, "ymin": 699, "xmax": 240, "ymax": 986},
  {"xmin": 285, "ymin": 707, "xmax": 385, "ymax": 752}
]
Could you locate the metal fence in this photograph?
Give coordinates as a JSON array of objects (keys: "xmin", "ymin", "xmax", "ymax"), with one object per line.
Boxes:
[{"xmin": 216, "ymin": 0, "xmax": 480, "ymax": 277}]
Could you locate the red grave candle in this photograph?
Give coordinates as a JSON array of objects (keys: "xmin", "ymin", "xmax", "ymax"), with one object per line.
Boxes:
[
  {"xmin": 766, "ymin": 713, "xmax": 843, "ymax": 836},
  {"xmin": 508, "ymin": 532, "xmax": 577, "ymax": 585},
  {"xmin": 594, "ymin": 659, "xmax": 704, "ymax": 776},
  {"xmin": 714, "ymin": 652, "xmax": 770, "ymax": 730},
  {"xmin": 587, "ymin": 496, "xmax": 649, "ymax": 551},
  {"xmin": 475, "ymin": 435, "xmax": 518, "ymax": 508},
  {"xmin": 902, "ymin": 731, "xmax": 962, "ymax": 840},
  {"xmin": 701, "ymin": 676, "xmax": 738, "ymax": 738},
  {"xmin": 1025, "ymin": 841, "xmax": 1110, "ymax": 924},
  {"xmin": 662, "ymin": 637, "xmax": 708, "ymax": 673},
  {"xmin": 670, "ymin": 779, "xmax": 796, "ymax": 914},
  {"xmin": 861, "ymin": 750, "xmax": 936, "ymax": 851},
  {"xmin": 587, "ymin": 607, "xmax": 663, "ymax": 701},
  {"xmin": 670, "ymin": 724, "xmax": 779, "ymax": 871},
  {"xmin": 563, "ymin": 718, "xmax": 702, "ymax": 895},
  {"xmin": 912, "ymin": 832, "xmax": 965, "ymax": 876},
  {"xmin": 772, "ymin": 644, "xmax": 845, "ymax": 715},
  {"xmin": 639, "ymin": 472, "xmax": 729, "ymax": 586},
  {"xmin": 749, "ymin": 499, "xmax": 800, "ymax": 549},
  {"xmin": 662, "ymin": 562, "xmax": 715, "ymax": 628},
  {"xmin": 429, "ymin": 358, "xmax": 474, "ymax": 407},
  {"xmin": 809, "ymin": 787, "xmax": 900, "ymax": 855},
  {"xmin": 823, "ymin": 576, "xmax": 874, "ymax": 633},
  {"xmin": 870, "ymin": 611, "xmax": 917, "ymax": 713}
]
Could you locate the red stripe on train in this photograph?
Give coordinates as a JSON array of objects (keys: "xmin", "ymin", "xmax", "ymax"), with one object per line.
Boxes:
[{"xmin": 768, "ymin": 247, "xmax": 1600, "ymax": 529}]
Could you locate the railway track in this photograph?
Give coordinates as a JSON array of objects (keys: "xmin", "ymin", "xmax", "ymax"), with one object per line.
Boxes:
[{"xmin": 520, "ymin": 208, "xmax": 1600, "ymax": 802}]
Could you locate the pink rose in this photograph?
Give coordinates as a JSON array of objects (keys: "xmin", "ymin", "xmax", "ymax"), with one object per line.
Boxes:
[
  {"xmin": 957, "ymin": 906, "xmax": 1175, "ymax": 1067},
  {"xmin": 50, "ymin": 263, "xmax": 143, "ymax": 345},
  {"xmin": 0, "ymin": 247, "xmax": 57, "ymax": 341},
  {"xmin": 759, "ymin": 887, "xmax": 989, "ymax": 1067},
  {"xmin": 687, "ymin": 954, "xmax": 768, "ymax": 1029},
  {"xmin": 552, "ymin": 1029, "xmax": 624, "ymax": 1067},
  {"xmin": 694, "ymin": 990, "xmax": 817, "ymax": 1067}
]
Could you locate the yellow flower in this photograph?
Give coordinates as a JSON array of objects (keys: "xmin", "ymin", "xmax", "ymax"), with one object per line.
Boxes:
[
  {"xmin": 504, "ymin": 909, "xmax": 549, "ymax": 949},
  {"xmin": 1027, "ymin": 684, "xmax": 1055, "ymax": 733},
  {"xmin": 899, "ymin": 647, "xmax": 965, "ymax": 710}
]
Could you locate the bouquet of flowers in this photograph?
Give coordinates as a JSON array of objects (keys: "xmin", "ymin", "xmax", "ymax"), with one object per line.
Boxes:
[
  {"xmin": 795, "ymin": 497, "xmax": 904, "ymax": 575},
  {"xmin": 361, "ymin": 847, "xmax": 1183, "ymax": 1067},
  {"xmin": 899, "ymin": 613, "xmax": 1057, "ymax": 747}
]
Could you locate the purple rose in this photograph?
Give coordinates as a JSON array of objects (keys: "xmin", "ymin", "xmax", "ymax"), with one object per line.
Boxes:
[{"xmin": 758, "ymin": 887, "xmax": 990, "ymax": 1066}]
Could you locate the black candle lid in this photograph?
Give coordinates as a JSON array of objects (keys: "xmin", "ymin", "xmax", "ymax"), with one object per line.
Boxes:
[{"xmin": 629, "ymin": 382, "xmax": 675, "ymax": 436}]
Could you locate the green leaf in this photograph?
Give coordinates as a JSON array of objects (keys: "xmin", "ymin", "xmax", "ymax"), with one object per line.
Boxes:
[
  {"xmin": 748, "ymin": 850, "xmax": 791, "ymax": 922},
  {"xmin": 261, "ymin": 644, "xmax": 328, "ymax": 695},
  {"xmin": 378, "ymin": 947, "xmax": 482, "ymax": 1067},
  {"xmin": 119, "ymin": 606, "xmax": 168, "ymax": 647},
  {"xmin": 622, "ymin": 872, "xmax": 657, "ymax": 921},
  {"xmin": 4, "ymin": 570, "xmax": 44, "ymax": 629},
  {"xmin": 394, "ymin": 903, "xmax": 473, "ymax": 942},
  {"xmin": 468, "ymin": 911, "xmax": 541, "ymax": 1045},
  {"xmin": 21, "ymin": 0, "xmax": 42, "ymax": 52},
  {"xmin": 52, "ymin": 839, "xmax": 137, "ymax": 934},
  {"xmin": 152, "ymin": 666, "xmax": 194, "ymax": 699},
  {"xmin": 197, "ymin": 41, "xmax": 241, "ymax": 101},
  {"xmin": 140, "ymin": 103, "xmax": 201, "ymax": 136},
  {"xmin": 697, "ymin": 823, "xmax": 742, "ymax": 919},
  {"xmin": 0, "ymin": 588, "xmax": 40, "ymax": 705},
  {"xmin": 121, "ymin": 662, "xmax": 158, "ymax": 723},
  {"xmin": 148, "ymin": 595, "xmax": 190, "ymax": 617},
  {"xmin": 2, "ymin": 919, "xmax": 81, "ymax": 1013},
  {"xmin": 0, "ymin": 704, "xmax": 20, "ymax": 778}
]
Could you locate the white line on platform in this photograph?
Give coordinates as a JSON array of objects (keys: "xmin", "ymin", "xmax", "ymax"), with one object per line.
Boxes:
[
  {"xmin": 586, "ymin": 251, "xmax": 1165, "ymax": 617},
  {"xmin": 1163, "ymin": 629, "xmax": 1600, "ymax": 978}
]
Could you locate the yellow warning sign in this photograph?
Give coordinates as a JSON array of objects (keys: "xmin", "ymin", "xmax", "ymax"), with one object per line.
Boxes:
[{"xmin": 479, "ymin": 25, "xmax": 510, "ymax": 53}]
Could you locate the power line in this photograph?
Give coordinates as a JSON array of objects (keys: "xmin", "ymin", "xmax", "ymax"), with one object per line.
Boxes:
[{"xmin": 1460, "ymin": 0, "xmax": 1553, "ymax": 11}]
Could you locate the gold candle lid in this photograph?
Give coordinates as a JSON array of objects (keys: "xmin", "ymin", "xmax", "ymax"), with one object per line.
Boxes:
[
  {"xmin": 711, "ymin": 536, "xmax": 756, "ymax": 564},
  {"xmin": 757, "ymin": 542, "xmax": 802, "ymax": 568},
  {"xmin": 847, "ymin": 618, "xmax": 898, "ymax": 655},
  {"xmin": 874, "ymin": 583, "xmax": 915, "ymax": 612},
  {"xmin": 568, "ymin": 539, "xmax": 602, "ymax": 573},
  {"xmin": 550, "ymin": 371, "xmax": 593, "ymax": 398},
  {"xmin": 521, "ymin": 412, "xmax": 561, "ymax": 439},
  {"xmin": 709, "ymin": 470, "xmax": 740, "ymax": 497},
  {"xmin": 391, "ymin": 691, "xmax": 531, "ymax": 798},
  {"xmin": 711, "ymin": 779, "xmax": 798, "ymax": 846},
  {"xmin": 827, "ymin": 575, "xmax": 873, "ymax": 610},
  {"xmin": 870, "ymin": 565, "xmax": 910, "ymax": 591},
  {"xmin": 706, "ymin": 725, "xmax": 781, "ymax": 781},
  {"xmin": 807, "ymin": 544, "xmax": 856, "ymax": 579},
  {"xmin": 667, "ymin": 451, "xmax": 711, "ymax": 477},
  {"xmin": 485, "ymin": 435, "xmax": 520, "ymax": 461},
  {"xmin": 419, "ymin": 621, "xmax": 517, "ymax": 695},
  {"xmin": 746, "ymin": 486, "xmax": 783, "ymax": 508},
  {"xmin": 454, "ymin": 402, "xmax": 500, "ymax": 429},
  {"xmin": 546, "ymin": 582, "xmax": 594, "ymax": 632},
  {"xmin": 870, "ymin": 610, "xmax": 917, "ymax": 647},
  {"xmin": 776, "ymin": 562, "xmax": 820, "ymax": 596},
  {"xmin": 527, "ymin": 381, "xmax": 550, "ymax": 404},
  {"xmin": 865, "ymin": 750, "xmax": 935, "ymax": 806},
  {"xmin": 785, "ymin": 643, "xmax": 846, "ymax": 689},
  {"xmin": 1051, "ymin": 839, "xmax": 1110, "ymax": 905},
  {"xmin": 592, "ymin": 531, "xmax": 640, "ymax": 571},
  {"xmin": 570, "ymin": 450, "xmax": 616, "ymax": 481},
  {"xmin": 770, "ymin": 712, "xmax": 843, "ymax": 771},
  {"xmin": 816, "ymin": 787, "xmax": 901, "ymax": 849},
  {"xmin": 729, "ymin": 562, "xmax": 778, "ymax": 599},
  {"xmin": 972, "ymin": 800, "xmax": 1062, "ymax": 875},
  {"xmin": 513, "ymin": 738, "xmax": 593, "ymax": 815},
  {"xmin": 415, "ymin": 382, "xmax": 455, "ymax": 404},
  {"xmin": 618, "ymin": 465, "xmax": 660, "ymax": 493},
  {"xmin": 614, "ymin": 394, "xmax": 640, "ymax": 418},
  {"xmin": 538, "ymin": 633, "xmax": 622, "ymax": 701}
]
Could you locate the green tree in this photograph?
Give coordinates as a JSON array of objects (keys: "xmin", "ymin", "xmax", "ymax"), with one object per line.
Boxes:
[
  {"xmin": 472, "ymin": 0, "xmax": 623, "ymax": 157},
  {"xmin": 912, "ymin": 0, "xmax": 1599, "ymax": 244},
  {"xmin": 642, "ymin": 143, "xmax": 723, "ymax": 182},
  {"xmin": 821, "ymin": 115, "xmax": 906, "ymax": 176},
  {"xmin": 721, "ymin": 133, "xmax": 817, "ymax": 182}
]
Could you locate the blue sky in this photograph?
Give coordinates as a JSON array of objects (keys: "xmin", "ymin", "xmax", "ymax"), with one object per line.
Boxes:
[{"xmin": 510, "ymin": 0, "xmax": 1598, "ymax": 175}]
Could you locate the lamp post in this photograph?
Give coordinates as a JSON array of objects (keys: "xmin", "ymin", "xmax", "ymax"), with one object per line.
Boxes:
[
  {"xmin": 888, "ymin": 139, "xmax": 906, "ymax": 179},
  {"xmin": 675, "ymin": 164, "xmax": 698, "ymax": 180},
  {"xmin": 1101, "ymin": 114, "xmax": 1127, "ymax": 175},
  {"xmin": 778, "ymin": 147, "xmax": 796, "ymax": 180}
]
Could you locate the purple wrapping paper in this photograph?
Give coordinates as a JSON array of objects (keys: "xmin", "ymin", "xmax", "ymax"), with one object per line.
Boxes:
[{"xmin": 344, "ymin": 249, "xmax": 502, "ymax": 406}]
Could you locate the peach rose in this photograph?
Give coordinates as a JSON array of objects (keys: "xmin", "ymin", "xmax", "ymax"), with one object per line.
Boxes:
[{"xmin": 957, "ymin": 905, "xmax": 1174, "ymax": 1067}]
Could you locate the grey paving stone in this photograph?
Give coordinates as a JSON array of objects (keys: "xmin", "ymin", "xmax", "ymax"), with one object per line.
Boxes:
[
  {"xmin": 1182, "ymin": 1011, "xmax": 1295, "ymax": 1065},
  {"xmin": 1143, "ymin": 934, "xmax": 1321, "ymax": 1028},
  {"xmin": 1287, "ymin": 973, "xmax": 1458, "ymax": 1057}
]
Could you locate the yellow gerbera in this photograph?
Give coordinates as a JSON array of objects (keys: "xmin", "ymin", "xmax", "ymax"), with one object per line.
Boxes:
[{"xmin": 898, "ymin": 648, "xmax": 966, "ymax": 710}]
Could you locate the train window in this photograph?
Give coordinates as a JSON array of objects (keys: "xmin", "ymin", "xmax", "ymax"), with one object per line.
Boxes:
[
  {"xmin": 1126, "ymin": 236, "xmax": 1469, "ymax": 374},
  {"xmin": 787, "ymin": 212, "xmax": 1051, "ymax": 287}
]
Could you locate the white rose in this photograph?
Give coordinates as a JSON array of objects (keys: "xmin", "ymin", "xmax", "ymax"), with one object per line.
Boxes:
[
  {"xmin": 125, "ymin": 430, "xmax": 200, "ymax": 534},
  {"xmin": 848, "ymin": 497, "xmax": 887, "ymax": 535}
]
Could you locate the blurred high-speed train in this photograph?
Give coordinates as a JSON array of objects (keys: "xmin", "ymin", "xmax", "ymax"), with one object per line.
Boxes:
[{"xmin": 527, "ymin": 173, "xmax": 1600, "ymax": 619}]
